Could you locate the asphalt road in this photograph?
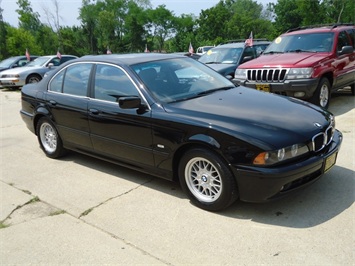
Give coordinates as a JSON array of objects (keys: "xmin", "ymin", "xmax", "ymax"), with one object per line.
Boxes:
[{"xmin": 0, "ymin": 88, "xmax": 354, "ymax": 265}]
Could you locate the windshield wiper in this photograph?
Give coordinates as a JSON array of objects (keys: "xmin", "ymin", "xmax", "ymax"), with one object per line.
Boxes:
[
  {"xmin": 204, "ymin": 61, "xmax": 221, "ymax": 64},
  {"xmin": 195, "ymin": 86, "xmax": 235, "ymax": 96},
  {"xmin": 286, "ymin": 49, "xmax": 316, "ymax": 53},
  {"xmin": 263, "ymin": 51, "xmax": 284, "ymax": 55}
]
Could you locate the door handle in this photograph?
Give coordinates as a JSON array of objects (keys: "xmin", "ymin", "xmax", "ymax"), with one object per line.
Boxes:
[
  {"xmin": 89, "ymin": 108, "xmax": 99, "ymax": 115},
  {"xmin": 48, "ymin": 100, "xmax": 57, "ymax": 106}
]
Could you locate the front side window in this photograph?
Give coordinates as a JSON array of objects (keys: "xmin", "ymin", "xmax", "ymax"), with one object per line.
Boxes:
[
  {"xmin": 337, "ymin": 31, "xmax": 351, "ymax": 51},
  {"xmin": 94, "ymin": 64, "xmax": 138, "ymax": 102}
]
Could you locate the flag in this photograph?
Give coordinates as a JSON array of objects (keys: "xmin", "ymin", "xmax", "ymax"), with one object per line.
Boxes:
[
  {"xmin": 189, "ymin": 42, "xmax": 194, "ymax": 54},
  {"xmin": 107, "ymin": 46, "xmax": 112, "ymax": 54},
  {"xmin": 245, "ymin": 31, "xmax": 253, "ymax": 47},
  {"xmin": 57, "ymin": 49, "xmax": 62, "ymax": 59},
  {"xmin": 144, "ymin": 44, "xmax": 149, "ymax": 53},
  {"xmin": 25, "ymin": 48, "xmax": 30, "ymax": 61}
]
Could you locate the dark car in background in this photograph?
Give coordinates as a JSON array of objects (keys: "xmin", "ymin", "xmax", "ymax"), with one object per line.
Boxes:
[
  {"xmin": 0, "ymin": 55, "xmax": 38, "ymax": 72},
  {"xmin": 234, "ymin": 24, "xmax": 355, "ymax": 109},
  {"xmin": 20, "ymin": 53, "xmax": 342, "ymax": 211},
  {"xmin": 199, "ymin": 39, "xmax": 270, "ymax": 78}
]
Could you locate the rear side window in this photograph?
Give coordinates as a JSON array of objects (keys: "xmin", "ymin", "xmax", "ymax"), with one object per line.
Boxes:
[{"xmin": 49, "ymin": 63, "xmax": 92, "ymax": 95}]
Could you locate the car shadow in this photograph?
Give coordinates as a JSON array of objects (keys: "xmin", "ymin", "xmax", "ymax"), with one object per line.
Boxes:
[
  {"xmin": 222, "ymin": 165, "xmax": 354, "ymax": 228},
  {"xmin": 329, "ymin": 87, "xmax": 354, "ymax": 116},
  {"xmin": 62, "ymin": 151, "xmax": 353, "ymax": 228}
]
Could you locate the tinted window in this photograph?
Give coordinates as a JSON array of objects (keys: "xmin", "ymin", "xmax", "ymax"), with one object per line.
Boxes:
[
  {"xmin": 62, "ymin": 63, "xmax": 92, "ymax": 96},
  {"xmin": 94, "ymin": 65, "xmax": 138, "ymax": 102},
  {"xmin": 346, "ymin": 29, "xmax": 355, "ymax": 48},
  {"xmin": 337, "ymin": 31, "xmax": 351, "ymax": 51},
  {"xmin": 49, "ymin": 71, "xmax": 64, "ymax": 92}
]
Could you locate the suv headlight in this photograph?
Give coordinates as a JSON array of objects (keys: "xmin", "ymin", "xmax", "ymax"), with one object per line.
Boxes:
[
  {"xmin": 286, "ymin": 68, "xmax": 313, "ymax": 79},
  {"xmin": 253, "ymin": 143, "xmax": 309, "ymax": 166},
  {"xmin": 234, "ymin": 69, "xmax": 247, "ymax": 80}
]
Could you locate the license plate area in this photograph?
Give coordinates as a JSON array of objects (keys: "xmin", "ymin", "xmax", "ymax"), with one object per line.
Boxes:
[
  {"xmin": 256, "ymin": 84, "xmax": 270, "ymax": 92},
  {"xmin": 324, "ymin": 152, "xmax": 337, "ymax": 172}
]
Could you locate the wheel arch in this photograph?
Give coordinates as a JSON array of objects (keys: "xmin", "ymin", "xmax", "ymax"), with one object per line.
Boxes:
[
  {"xmin": 26, "ymin": 73, "xmax": 42, "ymax": 84},
  {"xmin": 33, "ymin": 107, "xmax": 51, "ymax": 135},
  {"xmin": 171, "ymin": 134, "xmax": 229, "ymax": 183}
]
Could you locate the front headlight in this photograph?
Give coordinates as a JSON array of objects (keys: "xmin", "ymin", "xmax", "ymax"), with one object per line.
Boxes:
[
  {"xmin": 286, "ymin": 68, "xmax": 313, "ymax": 79},
  {"xmin": 234, "ymin": 69, "xmax": 247, "ymax": 80},
  {"xmin": 253, "ymin": 143, "xmax": 309, "ymax": 165}
]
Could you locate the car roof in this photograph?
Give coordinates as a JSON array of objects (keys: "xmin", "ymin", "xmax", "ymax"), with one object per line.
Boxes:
[
  {"xmin": 215, "ymin": 40, "xmax": 271, "ymax": 48},
  {"xmin": 78, "ymin": 53, "xmax": 185, "ymax": 66},
  {"xmin": 284, "ymin": 24, "xmax": 355, "ymax": 35}
]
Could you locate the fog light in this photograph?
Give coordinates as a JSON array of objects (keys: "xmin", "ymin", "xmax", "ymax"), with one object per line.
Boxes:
[{"xmin": 294, "ymin": 92, "xmax": 305, "ymax": 98}]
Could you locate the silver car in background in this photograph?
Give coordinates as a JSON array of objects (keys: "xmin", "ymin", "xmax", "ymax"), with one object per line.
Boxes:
[{"xmin": 0, "ymin": 55, "xmax": 77, "ymax": 89}]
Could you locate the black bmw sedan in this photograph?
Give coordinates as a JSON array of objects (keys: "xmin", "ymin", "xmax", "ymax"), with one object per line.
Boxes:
[{"xmin": 20, "ymin": 53, "xmax": 342, "ymax": 211}]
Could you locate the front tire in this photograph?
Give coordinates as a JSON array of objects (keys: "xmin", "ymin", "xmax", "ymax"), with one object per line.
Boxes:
[
  {"xmin": 36, "ymin": 117, "xmax": 65, "ymax": 158},
  {"xmin": 311, "ymin": 78, "xmax": 331, "ymax": 109},
  {"xmin": 26, "ymin": 74, "xmax": 42, "ymax": 84},
  {"xmin": 179, "ymin": 148, "xmax": 239, "ymax": 211}
]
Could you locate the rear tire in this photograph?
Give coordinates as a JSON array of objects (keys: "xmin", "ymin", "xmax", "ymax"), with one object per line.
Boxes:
[
  {"xmin": 178, "ymin": 148, "xmax": 239, "ymax": 211},
  {"xmin": 36, "ymin": 117, "xmax": 65, "ymax": 158},
  {"xmin": 311, "ymin": 78, "xmax": 331, "ymax": 109}
]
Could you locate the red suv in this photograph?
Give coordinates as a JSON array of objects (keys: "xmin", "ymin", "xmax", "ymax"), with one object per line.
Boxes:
[{"xmin": 234, "ymin": 24, "xmax": 355, "ymax": 108}]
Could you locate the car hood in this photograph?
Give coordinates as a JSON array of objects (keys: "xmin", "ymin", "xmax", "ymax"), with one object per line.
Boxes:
[
  {"xmin": 163, "ymin": 86, "xmax": 331, "ymax": 150},
  {"xmin": 0, "ymin": 66, "xmax": 44, "ymax": 75},
  {"xmin": 206, "ymin": 64, "xmax": 237, "ymax": 76},
  {"xmin": 239, "ymin": 52, "xmax": 330, "ymax": 68}
]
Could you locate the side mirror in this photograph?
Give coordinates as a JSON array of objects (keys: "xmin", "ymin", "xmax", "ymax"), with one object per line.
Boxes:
[
  {"xmin": 242, "ymin": 55, "xmax": 253, "ymax": 63},
  {"xmin": 338, "ymin": 46, "xmax": 353, "ymax": 55},
  {"xmin": 48, "ymin": 63, "xmax": 54, "ymax": 68},
  {"xmin": 119, "ymin": 96, "xmax": 142, "ymax": 109}
]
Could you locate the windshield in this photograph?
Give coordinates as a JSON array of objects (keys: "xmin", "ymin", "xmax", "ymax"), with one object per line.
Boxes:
[
  {"xmin": 199, "ymin": 47, "xmax": 243, "ymax": 64},
  {"xmin": 264, "ymin": 32, "xmax": 335, "ymax": 53},
  {"xmin": 0, "ymin": 57, "xmax": 17, "ymax": 68},
  {"xmin": 132, "ymin": 58, "xmax": 235, "ymax": 103},
  {"xmin": 26, "ymin": 57, "xmax": 50, "ymax": 67}
]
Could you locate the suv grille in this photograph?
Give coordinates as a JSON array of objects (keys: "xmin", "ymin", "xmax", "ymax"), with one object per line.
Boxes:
[
  {"xmin": 247, "ymin": 68, "xmax": 288, "ymax": 82},
  {"xmin": 312, "ymin": 125, "xmax": 334, "ymax": 152}
]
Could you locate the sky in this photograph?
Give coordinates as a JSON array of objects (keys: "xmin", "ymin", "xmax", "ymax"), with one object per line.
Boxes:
[{"xmin": 1, "ymin": 0, "xmax": 274, "ymax": 27}]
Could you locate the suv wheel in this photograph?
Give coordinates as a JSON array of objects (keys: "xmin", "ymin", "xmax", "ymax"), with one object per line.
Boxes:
[{"xmin": 311, "ymin": 78, "xmax": 331, "ymax": 109}]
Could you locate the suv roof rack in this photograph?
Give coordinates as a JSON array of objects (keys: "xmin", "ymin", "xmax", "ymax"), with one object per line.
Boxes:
[
  {"xmin": 286, "ymin": 23, "xmax": 354, "ymax": 33},
  {"xmin": 219, "ymin": 38, "xmax": 269, "ymax": 45}
]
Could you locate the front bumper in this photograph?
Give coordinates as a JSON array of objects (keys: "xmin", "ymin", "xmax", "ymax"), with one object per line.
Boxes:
[
  {"xmin": 234, "ymin": 78, "xmax": 319, "ymax": 100},
  {"xmin": 232, "ymin": 129, "xmax": 342, "ymax": 202},
  {"xmin": 0, "ymin": 77, "xmax": 25, "ymax": 88}
]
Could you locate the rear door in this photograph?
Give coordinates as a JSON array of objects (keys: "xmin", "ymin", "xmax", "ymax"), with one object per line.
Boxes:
[
  {"xmin": 87, "ymin": 63, "xmax": 154, "ymax": 167},
  {"xmin": 46, "ymin": 62, "xmax": 93, "ymax": 150}
]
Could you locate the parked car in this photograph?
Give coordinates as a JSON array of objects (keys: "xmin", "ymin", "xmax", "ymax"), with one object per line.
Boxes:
[
  {"xmin": 196, "ymin": 46, "xmax": 214, "ymax": 55},
  {"xmin": 0, "ymin": 55, "xmax": 38, "ymax": 72},
  {"xmin": 0, "ymin": 55, "xmax": 77, "ymax": 89},
  {"xmin": 234, "ymin": 24, "xmax": 355, "ymax": 109},
  {"xmin": 199, "ymin": 39, "xmax": 270, "ymax": 78},
  {"xmin": 20, "ymin": 53, "xmax": 342, "ymax": 211}
]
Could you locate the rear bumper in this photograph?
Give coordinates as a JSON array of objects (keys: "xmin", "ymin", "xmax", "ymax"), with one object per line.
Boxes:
[
  {"xmin": 232, "ymin": 129, "xmax": 342, "ymax": 202},
  {"xmin": 234, "ymin": 78, "xmax": 319, "ymax": 99}
]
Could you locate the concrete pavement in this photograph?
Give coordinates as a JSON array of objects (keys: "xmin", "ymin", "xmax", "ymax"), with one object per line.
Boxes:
[{"xmin": 0, "ymin": 88, "xmax": 354, "ymax": 265}]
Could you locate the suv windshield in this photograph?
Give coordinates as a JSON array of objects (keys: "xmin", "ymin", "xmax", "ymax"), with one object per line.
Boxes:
[
  {"xmin": 199, "ymin": 47, "xmax": 243, "ymax": 64},
  {"xmin": 264, "ymin": 32, "xmax": 335, "ymax": 53}
]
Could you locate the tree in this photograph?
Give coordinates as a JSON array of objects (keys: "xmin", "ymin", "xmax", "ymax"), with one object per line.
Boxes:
[
  {"xmin": 0, "ymin": 0, "xmax": 8, "ymax": 59},
  {"xmin": 322, "ymin": 0, "xmax": 355, "ymax": 23},
  {"xmin": 16, "ymin": 0, "xmax": 41, "ymax": 34},
  {"xmin": 146, "ymin": 5, "xmax": 176, "ymax": 52}
]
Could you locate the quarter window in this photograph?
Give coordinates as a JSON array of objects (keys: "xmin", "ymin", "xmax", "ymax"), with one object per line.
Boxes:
[{"xmin": 94, "ymin": 65, "xmax": 138, "ymax": 102}]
